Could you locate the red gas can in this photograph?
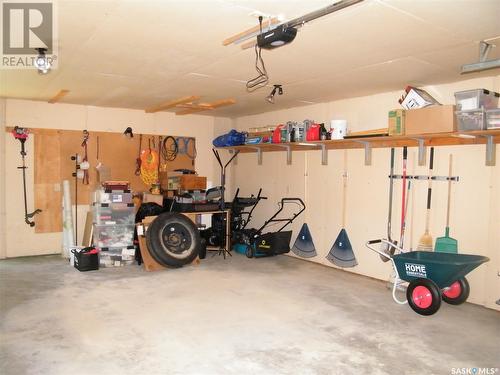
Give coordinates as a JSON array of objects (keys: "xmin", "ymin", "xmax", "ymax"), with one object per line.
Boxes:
[
  {"xmin": 306, "ymin": 123, "xmax": 320, "ymax": 141},
  {"xmin": 272, "ymin": 124, "xmax": 284, "ymax": 143}
]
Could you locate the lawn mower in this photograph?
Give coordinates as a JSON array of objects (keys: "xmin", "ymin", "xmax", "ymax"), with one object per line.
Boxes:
[{"xmin": 233, "ymin": 197, "xmax": 306, "ymax": 258}]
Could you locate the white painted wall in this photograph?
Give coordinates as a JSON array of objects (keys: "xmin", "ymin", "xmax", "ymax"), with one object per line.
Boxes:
[
  {"xmin": 2, "ymin": 99, "xmax": 231, "ymax": 258},
  {"xmin": 0, "ymin": 99, "xmax": 6, "ymax": 259},
  {"xmin": 232, "ymin": 75, "xmax": 500, "ymax": 310}
]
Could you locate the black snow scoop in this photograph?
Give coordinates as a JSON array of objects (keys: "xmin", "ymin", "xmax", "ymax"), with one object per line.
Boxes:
[
  {"xmin": 291, "ymin": 223, "xmax": 317, "ymax": 258},
  {"xmin": 326, "ymin": 151, "xmax": 357, "ymax": 268}
]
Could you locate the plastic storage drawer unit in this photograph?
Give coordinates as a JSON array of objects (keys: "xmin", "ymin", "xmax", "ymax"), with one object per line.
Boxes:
[{"xmin": 454, "ymin": 89, "xmax": 499, "ymax": 111}]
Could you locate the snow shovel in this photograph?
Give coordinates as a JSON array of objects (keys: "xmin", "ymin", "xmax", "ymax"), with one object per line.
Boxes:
[
  {"xmin": 435, "ymin": 154, "xmax": 458, "ymax": 253},
  {"xmin": 326, "ymin": 151, "xmax": 357, "ymax": 267},
  {"xmin": 291, "ymin": 223, "xmax": 317, "ymax": 258}
]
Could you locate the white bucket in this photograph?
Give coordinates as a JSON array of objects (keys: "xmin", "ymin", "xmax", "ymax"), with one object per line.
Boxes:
[{"xmin": 330, "ymin": 120, "xmax": 347, "ymax": 139}]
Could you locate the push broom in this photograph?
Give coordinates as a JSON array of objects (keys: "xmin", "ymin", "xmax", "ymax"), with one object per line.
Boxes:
[
  {"xmin": 417, "ymin": 147, "xmax": 434, "ymax": 251},
  {"xmin": 435, "ymin": 154, "xmax": 458, "ymax": 253}
]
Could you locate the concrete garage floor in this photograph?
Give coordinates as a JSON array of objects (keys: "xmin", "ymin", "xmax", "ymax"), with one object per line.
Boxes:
[{"xmin": 0, "ymin": 254, "xmax": 498, "ymax": 375}]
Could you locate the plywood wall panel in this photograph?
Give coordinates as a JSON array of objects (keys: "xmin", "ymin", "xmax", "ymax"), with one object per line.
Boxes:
[
  {"xmin": 34, "ymin": 133, "xmax": 62, "ymax": 233},
  {"xmin": 30, "ymin": 127, "xmax": 197, "ymax": 233}
]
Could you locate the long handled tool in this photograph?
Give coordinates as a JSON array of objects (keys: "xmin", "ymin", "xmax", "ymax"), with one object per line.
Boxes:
[
  {"xmin": 326, "ymin": 150, "xmax": 357, "ymax": 267},
  {"xmin": 400, "ymin": 180, "xmax": 411, "ymax": 249},
  {"xmin": 292, "ymin": 223, "xmax": 317, "ymax": 258},
  {"xmin": 435, "ymin": 154, "xmax": 458, "ymax": 253},
  {"xmin": 417, "ymin": 147, "xmax": 435, "ymax": 251},
  {"xmin": 12, "ymin": 127, "xmax": 42, "ymax": 227},
  {"xmin": 381, "ymin": 148, "xmax": 396, "ymax": 262},
  {"xmin": 400, "ymin": 146, "xmax": 408, "ymax": 245}
]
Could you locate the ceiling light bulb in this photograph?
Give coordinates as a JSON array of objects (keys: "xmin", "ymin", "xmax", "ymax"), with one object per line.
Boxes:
[
  {"xmin": 270, "ymin": 40, "xmax": 286, "ymax": 47},
  {"xmin": 266, "ymin": 94, "xmax": 275, "ymax": 104},
  {"xmin": 34, "ymin": 48, "xmax": 51, "ymax": 74}
]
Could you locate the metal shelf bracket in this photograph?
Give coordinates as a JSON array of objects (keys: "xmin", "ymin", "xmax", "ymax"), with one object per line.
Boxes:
[
  {"xmin": 354, "ymin": 140, "xmax": 372, "ymax": 165},
  {"xmin": 480, "ymin": 135, "xmax": 496, "ymax": 166},
  {"xmin": 411, "ymin": 137, "xmax": 427, "ymax": 166},
  {"xmin": 248, "ymin": 146, "xmax": 263, "ymax": 165},
  {"xmin": 320, "ymin": 144, "xmax": 328, "ymax": 165},
  {"xmin": 276, "ymin": 144, "xmax": 292, "ymax": 165}
]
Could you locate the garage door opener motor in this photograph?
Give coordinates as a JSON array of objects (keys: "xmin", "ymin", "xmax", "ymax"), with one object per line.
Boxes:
[{"xmin": 12, "ymin": 126, "xmax": 42, "ymax": 227}]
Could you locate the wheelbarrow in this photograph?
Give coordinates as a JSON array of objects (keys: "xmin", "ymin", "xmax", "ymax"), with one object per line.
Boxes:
[{"xmin": 366, "ymin": 239, "xmax": 489, "ymax": 316}]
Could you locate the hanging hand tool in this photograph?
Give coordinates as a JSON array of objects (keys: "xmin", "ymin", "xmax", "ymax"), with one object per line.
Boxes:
[
  {"xmin": 80, "ymin": 130, "xmax": 90, "ymax": 185},
  {"xmin": 326, "ymin": 150, "xmax": 357, "ymax": 267},
  {"xmin": 400, "ymin": 180, "xmax": 411, "ymax": 249},
  {"xmin": 135, "ymin": 134, "xmax": 142, "ymax": 176},
  {"xmin": 417, "ymin": 147, "xmax": 435, "ymax": 251},
  {"xmin": 435, "ymin": 154, "xmax": 458, "ymax": 253},
  {"xmin": 380, "ymin": 148, "xmax": 396, "ymax": 262},
  {"xmin": 12, "ymin": 127, "xmax": 42, "ymax": 227},
  {"xmin": 400, "ymin": 146, "xmax": 408, "ymax": 245}
]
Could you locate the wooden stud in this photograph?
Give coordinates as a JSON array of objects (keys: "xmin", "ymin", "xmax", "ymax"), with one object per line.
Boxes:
[
  {"xmin": 175, "ymin": 99, "xmax": 236, "ymax": 116},
  {"xmin": 48, "ymin": 89, "xmax": 69, "ymax": 104},
  {"xmin": 223, "ymin": 17, "xmax": 279, "ymax": 46},
  {"xmin": 207, "ymin": 98, "xmax": 236, "ymax": 108},
  {"xmin": 176, "ymin": 103, "xmax": 213, "ymax": 110},
  {"xmin": 145, "ymin": 95, "xmax": 201, "ymax": 113}
]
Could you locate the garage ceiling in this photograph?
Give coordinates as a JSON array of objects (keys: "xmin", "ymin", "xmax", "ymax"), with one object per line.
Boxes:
[{"xmin": 1, "ymin": 0, "xmax": 499, "ymax": 117}]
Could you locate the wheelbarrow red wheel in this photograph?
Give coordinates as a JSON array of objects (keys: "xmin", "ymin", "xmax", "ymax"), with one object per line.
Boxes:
[
  {"xmin": 406, "ymin": 278, "xmax": 441, "ymax": 316},
  {"xmin": 442, "ymin": 277, "xmax": 469, "ymax": 305}
]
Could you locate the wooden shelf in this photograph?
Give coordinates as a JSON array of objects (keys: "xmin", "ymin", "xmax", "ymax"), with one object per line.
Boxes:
[{"xmin": 220, "ymin": 129, "xmax": 500, "ymax": 166}]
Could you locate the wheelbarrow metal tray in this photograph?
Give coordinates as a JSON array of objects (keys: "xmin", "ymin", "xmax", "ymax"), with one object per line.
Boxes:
[{"xmin": 393, "ymin": 251, "xmax": 489, "ymax": 289}]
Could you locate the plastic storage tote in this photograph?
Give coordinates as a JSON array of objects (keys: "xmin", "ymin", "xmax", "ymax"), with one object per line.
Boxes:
[
  {"xmin": 455, "ymin": 109, "xmax": 485, "ymax": 131},
  {"xmin": 486, "ymin": 108, "xmax": 500, "ymax": 129},
  {"xmin": 93, "ymin": 203, "xmax": 135, "ymax": 225},
  {"xmin": 454, "ymin": 89, "xmax": 499, "ymax": 111},
  {"xmin": 99, "ymin": 246, "xmax": 136, "ymax": 267},
  {"xmin": 94, "ymin": 189, "xmax": 133, "ymax": 204},
  {"xmin": 93, "ymin": 224, "xmax": 135, "ymax": 249}
]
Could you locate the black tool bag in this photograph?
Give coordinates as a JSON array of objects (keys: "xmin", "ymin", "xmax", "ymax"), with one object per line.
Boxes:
[{"xmin": 73, "ymin": 247, "xmax": 99, "ymax": 272}]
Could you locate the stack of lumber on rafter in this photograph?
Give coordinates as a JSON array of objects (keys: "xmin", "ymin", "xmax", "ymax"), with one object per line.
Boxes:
[{"xmin": 144, "ymin": 96, "xmax": 236, "ymax": 115}]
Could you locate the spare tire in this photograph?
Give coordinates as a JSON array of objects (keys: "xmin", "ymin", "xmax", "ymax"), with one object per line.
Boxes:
[{"xmin": 146, "ymin": 212, "xmax": 200, "ymax": 267}]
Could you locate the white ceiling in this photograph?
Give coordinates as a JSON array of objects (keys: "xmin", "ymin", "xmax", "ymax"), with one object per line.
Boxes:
[{"xmin": 1, "ymin": 0, "xmax": 499, "ymax": 117}]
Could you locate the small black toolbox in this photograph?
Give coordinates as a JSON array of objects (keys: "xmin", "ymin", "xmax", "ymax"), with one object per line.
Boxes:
[{"xmin": 73, "ymin": 247, "xmax": 99, "ymax": 272}]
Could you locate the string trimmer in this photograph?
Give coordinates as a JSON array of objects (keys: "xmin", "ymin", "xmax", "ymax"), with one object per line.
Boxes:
[{"xmin": 12, "ymin": 126, "xmax": 42, "ymax": 227}]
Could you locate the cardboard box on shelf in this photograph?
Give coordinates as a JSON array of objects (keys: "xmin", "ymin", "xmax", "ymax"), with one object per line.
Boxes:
[
  {"xmin": 399, "ymin": 86, "xmax": 440, "ymax": 109},
  {"xmin": 167, "ymin": 175, "xmax": 207, "ymax": 191},
  {"xmin": 405, "ymin": 105, "xmax": 456, "ymax": 135},
  {"xmin": 388, "ymin": 109, "xmax": 405, "ymax": 135}
]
